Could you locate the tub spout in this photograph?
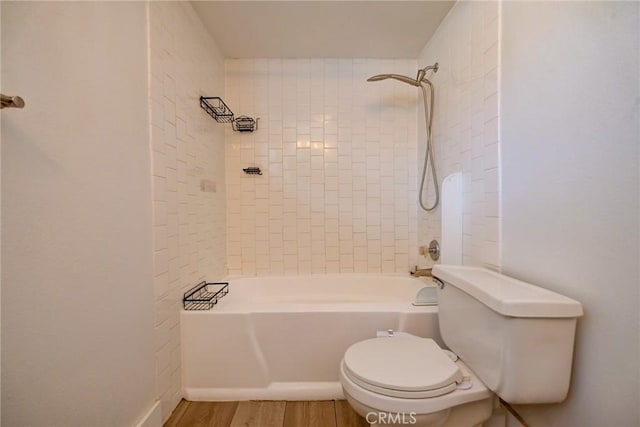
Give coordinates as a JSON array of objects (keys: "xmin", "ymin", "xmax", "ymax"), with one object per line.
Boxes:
[{"xmin": 410, "ymin": 266, "xmax": 433, "ymax": 277}]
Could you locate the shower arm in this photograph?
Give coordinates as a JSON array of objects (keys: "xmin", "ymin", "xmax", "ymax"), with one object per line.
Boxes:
[
  {"xmin": 422, "ymin": 63, "xmax": 439, "ymax": 74},
  {"xmin": 416, "ymin": 63, "xmax": 439, "ymax": 83}
]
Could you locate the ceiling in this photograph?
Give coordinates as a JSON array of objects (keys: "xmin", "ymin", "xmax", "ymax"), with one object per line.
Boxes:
[{"xmin": 191, "ymin": 1, "xmax": 455, "ymax": 59}]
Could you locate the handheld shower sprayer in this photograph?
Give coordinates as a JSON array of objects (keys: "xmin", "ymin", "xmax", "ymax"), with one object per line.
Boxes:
[
  {"xmin": 366, "ymin": 74, "xmax": 421, "ymax": 86},
  {"xmin": 366, "ymin": 62, "xmax": 440, "ymax": 212}
]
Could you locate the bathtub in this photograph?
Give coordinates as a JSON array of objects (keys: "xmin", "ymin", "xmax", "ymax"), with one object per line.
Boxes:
[{"xmin": 181, "ymin": 275, "xmax": 440, "ymax": 401}]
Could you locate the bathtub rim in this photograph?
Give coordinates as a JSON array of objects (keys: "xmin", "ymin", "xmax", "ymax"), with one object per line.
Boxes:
[{"xmin": 181, "ymin": 273, "xmax": 437, "ymax": 313}]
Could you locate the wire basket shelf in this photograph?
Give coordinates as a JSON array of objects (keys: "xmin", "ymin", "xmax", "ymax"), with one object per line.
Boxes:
[
  {"xmin": 232, "ymin": 116, "xmax": 259, "ymax": 132},
  {"xmin": 183, "ymin": 281, "xmax": 229, "ymax": 310},
  {"xmin": 199, "ymin": 97, "xmax": 234, "ymax": 123}
]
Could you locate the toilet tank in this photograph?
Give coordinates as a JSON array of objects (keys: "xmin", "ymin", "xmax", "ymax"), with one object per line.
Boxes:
[{"xmin": 432, "ymin": 265, "xmax": 583, "ymax": 404}]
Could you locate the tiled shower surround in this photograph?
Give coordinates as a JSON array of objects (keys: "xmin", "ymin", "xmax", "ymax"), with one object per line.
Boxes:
[
  {"xmin": 225, "ymin": 59, "xmax": 420, "ymax": 275},
  {"xmin": 148, "ymin": 2, "xmax": 227, "ymax": 420},
  {"xmin": 418, "ymin": 1, "xmax": 501, "ymax": 268}
]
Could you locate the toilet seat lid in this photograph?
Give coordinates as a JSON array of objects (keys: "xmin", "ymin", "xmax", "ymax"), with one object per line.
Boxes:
[{"xmin": 343, "ymin": 337, "xmax": 462, "ymax": 393}]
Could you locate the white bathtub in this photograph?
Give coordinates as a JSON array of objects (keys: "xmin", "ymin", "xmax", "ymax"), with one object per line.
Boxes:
[{"xmin": 181, "ymin": 275, "xmax": 440, "ymax": 401}]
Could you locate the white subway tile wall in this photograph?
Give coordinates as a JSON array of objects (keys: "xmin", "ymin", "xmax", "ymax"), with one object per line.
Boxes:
[
  {"xmin": 417, "ymin": 1, "xmax": 501, "ymax": 268},
  {"xmin": 147, "ymin": 2, "xmax": 499, "ymax": 419},
  {"xmin": 225, "ymin": 59, "xmax": 419, "ymax": 275},
  {"xmin": 148, "ymin": 3, "xmax": 227, "ymax": 421}
]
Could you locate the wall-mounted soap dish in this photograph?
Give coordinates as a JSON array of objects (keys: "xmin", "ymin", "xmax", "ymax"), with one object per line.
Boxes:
[
  {"xmin": 242, "ymin": 167, "xmax": 262, "ymax": 175},
  {"xmin": 232, "ymin": 116, "xmax": 259, "ymax": 132}
]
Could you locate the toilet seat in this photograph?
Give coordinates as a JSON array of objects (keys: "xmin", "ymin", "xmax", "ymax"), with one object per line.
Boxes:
[{"xmin": 342, "ymin": 337, "xmax": 462, "ymax": 399}]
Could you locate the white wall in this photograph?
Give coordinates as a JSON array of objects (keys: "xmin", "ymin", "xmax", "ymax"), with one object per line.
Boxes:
[
  {"xmin": 1, "ymin": 2, "xmax": 156, "ymax": 426},
  {"xmin": 225, "ymin": 59, "xmax": 418, "ymax": 275},
  {"xmin": 417, "ymin": 1, "xmax": 501, "ymax": 269},
  {"xmin": 148, "ymin": 2, "xmax": 227, "ymax": 421},
  {"xmin": 0, "ymin": 4, "xmax": 3, "ymax": 421},
  {"xmin": 500, "ymin": 2, "xmax": 639, "ymax": 426}
]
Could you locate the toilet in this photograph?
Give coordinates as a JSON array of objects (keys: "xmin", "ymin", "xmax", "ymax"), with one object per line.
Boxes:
[{"xmin": 339, "ymin": 265, "xmax": 583, "ymax": 427}]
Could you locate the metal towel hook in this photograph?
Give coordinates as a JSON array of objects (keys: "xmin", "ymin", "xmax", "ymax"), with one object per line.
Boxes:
[{"xmin": 1, "ymin": 94, "xmax": 25, "ymax": 109}]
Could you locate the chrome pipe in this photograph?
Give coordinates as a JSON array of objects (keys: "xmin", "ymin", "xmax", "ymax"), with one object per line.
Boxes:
[{"xmin": 421, "ymin": 62, "xmax": 439, "ymax": 75}]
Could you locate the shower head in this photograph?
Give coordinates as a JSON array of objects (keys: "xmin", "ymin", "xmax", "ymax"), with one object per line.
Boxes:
[
  {"xmin": 366, "ymin": 74, "xmax": 420, "ymax": 87},
  {"xmin": 367, "ymin": 63, "xmax": 438, "ymax": 87}
]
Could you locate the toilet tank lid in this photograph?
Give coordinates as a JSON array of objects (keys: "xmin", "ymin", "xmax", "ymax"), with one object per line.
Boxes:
[{"xmin": 433, "ymin": 265, "xmax": 583, "ymax": 318}]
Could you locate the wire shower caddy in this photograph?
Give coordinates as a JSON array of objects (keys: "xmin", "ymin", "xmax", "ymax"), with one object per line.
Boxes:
[
  {"xmin": 183, "ymin": 281, "xmax": 229, "ymax": 310},
  {"xmin": 199, "ymin": 97, "xmax": 258, "ymax": 132}
]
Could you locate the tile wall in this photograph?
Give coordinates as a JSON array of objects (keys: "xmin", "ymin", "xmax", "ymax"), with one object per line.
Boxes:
[
  {"xmin": 417, "ymin": 1, "xmax": 501, "ymax": 268},
  {"xmin": 225, "ymin": 59, "xmax": 420, "ymax": 275},
  {"xmin": 148, "ymin": 2, "xmax": 227, "ymax": 420}
]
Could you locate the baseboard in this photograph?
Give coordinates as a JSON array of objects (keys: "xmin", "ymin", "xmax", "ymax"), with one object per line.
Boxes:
[
  {"xmin": 135, "ymin": 400, "xmax": 162, "ymax": 427},
  {"xmin": 185, "ymin": 381, "xmax": 344, "ymax": 401}
]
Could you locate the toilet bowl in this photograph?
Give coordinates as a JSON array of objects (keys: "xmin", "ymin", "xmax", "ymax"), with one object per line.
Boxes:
[
  {"xmin": 338, "ymin": 265, "xmax": 583, "ymax": 427},
  {"xmin": 339, "ymin": 336, "xmax": 493, "ymax": 427}
]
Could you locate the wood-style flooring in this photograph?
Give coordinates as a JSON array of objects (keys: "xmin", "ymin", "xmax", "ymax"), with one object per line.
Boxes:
[{"xmin": 164, "ymin": 400, "xmax": 370, "ymax": 427}]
